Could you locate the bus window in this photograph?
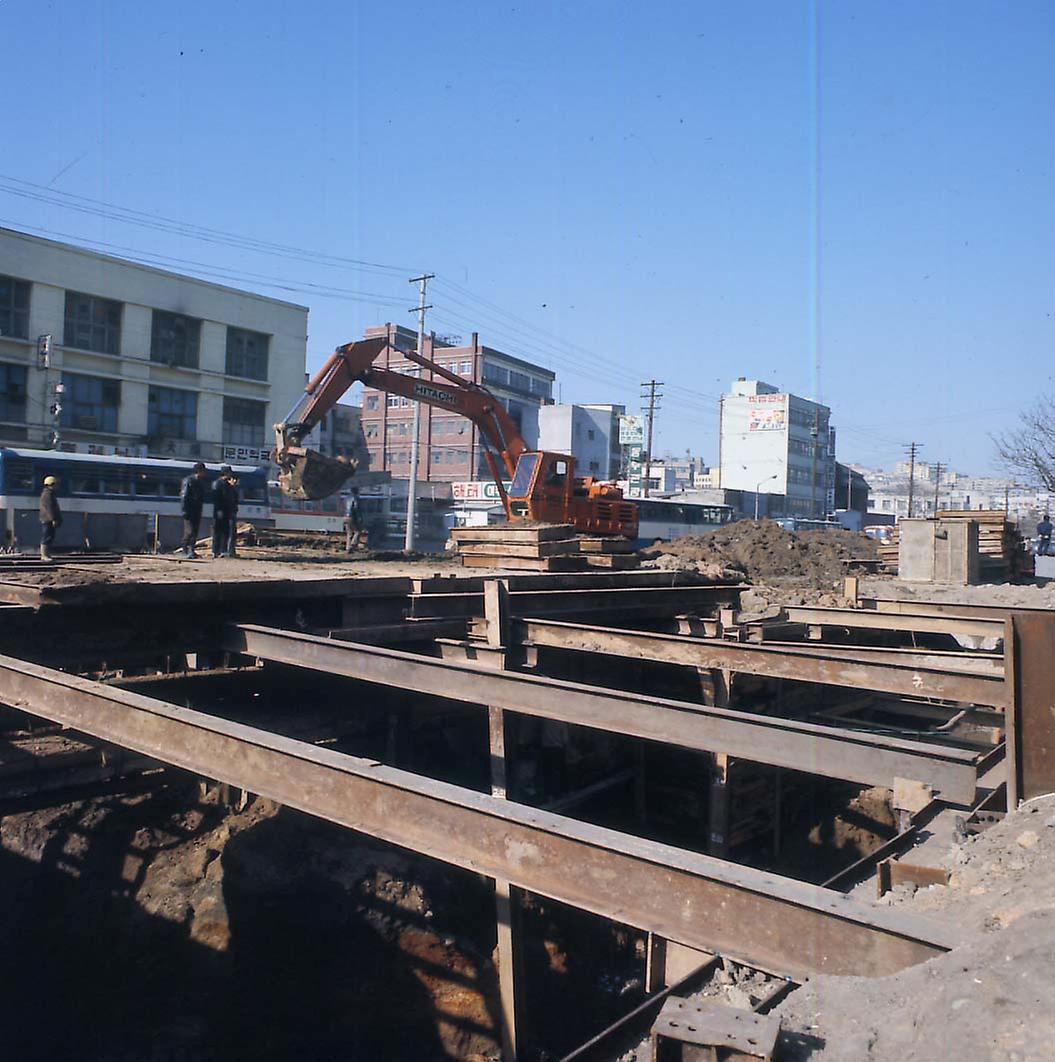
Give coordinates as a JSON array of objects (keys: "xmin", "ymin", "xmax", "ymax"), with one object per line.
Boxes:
[
  {"xmin": 70, "ymin": 474, "xmax": 101, "ymax": 495},
  {"xmin": 6, "ymin": 461, "xmax": 35, "ymax": 492},
  {"xmin": 508, "ymin": 454, "xmax": 539, "ymax": 498},
  {"xmin": 101, "ymin": 476, "xmax": 132, "ymax": 496},
  {"xmin": 241, "ymin": 482, "xmax": 266, "ymax": 503}
]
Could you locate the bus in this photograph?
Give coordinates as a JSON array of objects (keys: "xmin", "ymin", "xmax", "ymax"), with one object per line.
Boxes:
[
  {"xmin": 634, "ymin": 496, "xmax": 737, "ymax": 545},
  {"xmin": 0, "ymin": 447, "xmax": 269, "ymax": 552}
]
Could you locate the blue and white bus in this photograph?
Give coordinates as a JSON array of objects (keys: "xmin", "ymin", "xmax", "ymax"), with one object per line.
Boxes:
[
  {"xmin": 634, "ymin": 496, "xmax": 737, "ymax": 545},
  {"xmin": 0, "ymin": 448, "xmax": 269, "ymax": 551}
]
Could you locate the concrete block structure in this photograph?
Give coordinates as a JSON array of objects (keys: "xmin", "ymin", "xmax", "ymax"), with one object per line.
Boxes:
[
  {"xmin": 0, "ymin": 227, "xmax": 307, "ymax": 462},
  {"xmin": 359, "ymin": 324, "xmax": 554, "ymax": 484},
  {"xmin": 537, "ymin": 402, "xmax": 625, "ymax": 479}
]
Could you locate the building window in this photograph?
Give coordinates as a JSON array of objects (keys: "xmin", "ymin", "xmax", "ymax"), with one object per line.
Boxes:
[
  {"xmin": 226, "ymin": 327, "xmax": 269, "ymax": 380},
  {"xmin": 459, "ymin": 361, "xmax": 472, "ymax": 376},
  {"xmin": 531, "ymin": 377, "xmax": 552, "ymax": 399},
  {"xmin": 587, "ymin": 429, "xmax": 595, "ymax": 441},
  {"xmin": 61, "ymin": 372, "xmax": 120, "ymax": 433},
  {"xmin": 0, "ymin": 363, "xmax": 27, "ymax": 423},
  {"xmin": 64, "ymin": 291, "xmax": 122, "ymax": 355},
  {"xmin": 222, "ymin": 397, "xmax": 267, "ymax": 447},
  {"xmin": 0, "ymin": 276, "xmax": 30, "ymax": 340},
  {"xmin": 508, "ymin": 370, "xmax": 531, "ymax": 392},
  {"xmin": 148, "ymin": 386, "xmax": 197, "ymax": 440},
  {"xmin": 366, "ymin": 394, "xmax": 380, "ymax": 411},
  {"xmin": 151, "ymin": 311, "xmax": 201, "ymax": 368},
  {"xmin": 482, "ymin": 363, "xmax": 508, "ymax": 387}
]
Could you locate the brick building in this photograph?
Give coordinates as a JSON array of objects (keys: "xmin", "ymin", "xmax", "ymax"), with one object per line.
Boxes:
[{"xmin": 359, "ymin": 324, "xmax": 555, "ymax": 483}]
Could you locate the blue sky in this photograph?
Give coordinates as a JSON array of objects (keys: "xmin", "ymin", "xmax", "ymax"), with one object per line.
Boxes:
[{"xmin": 2, "ymin": 0, "xmax": 1053, "ymax": 474}]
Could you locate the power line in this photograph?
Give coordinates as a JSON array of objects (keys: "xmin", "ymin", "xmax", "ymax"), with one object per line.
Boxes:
[{"xmin": 0, "ymin": 174, "xmax": 416, "ymax": 277}]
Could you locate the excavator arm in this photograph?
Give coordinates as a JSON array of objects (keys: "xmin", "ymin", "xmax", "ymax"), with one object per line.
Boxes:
[{"xmin": 274, "ymin": 336, "xmax": 527, "ymax": 503}]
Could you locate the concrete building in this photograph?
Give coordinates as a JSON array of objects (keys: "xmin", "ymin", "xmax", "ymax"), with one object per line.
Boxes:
[
  {"xmin": 537, "ymin": 402, "xmax": 624, "ymax": 479},
  {"xmin": 0, "ymin": 227, "xmax": 307, "ymax": 463},
  {"xmin": 359, "ymin": 324, "xmax": 554, "ymax": 483},
  {"xmin": 718, "ymin": 378, "xmax": 836, "ymax": 519}
]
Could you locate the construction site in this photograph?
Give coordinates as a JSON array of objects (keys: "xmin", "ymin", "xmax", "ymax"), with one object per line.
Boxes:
[{"xmin": 0, "ymin": 507, "xmax": 1050, "ymax": 1062}]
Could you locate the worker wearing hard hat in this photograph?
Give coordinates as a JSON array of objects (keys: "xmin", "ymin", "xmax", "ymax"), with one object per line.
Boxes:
[
  {"xmin": 210, "ymin": 465, "xmax": 239, "ymax": 558},
  {"xmin": 39, "ymin": 476, "xmax": 62, "ymax": 561}
]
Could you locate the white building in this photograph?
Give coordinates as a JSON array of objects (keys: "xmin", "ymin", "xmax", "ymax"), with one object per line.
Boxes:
[
  {"xmin": 0, "ymin": 227, "xmax": 307, "ymax": 462},
  {"xmin": 537, "ymin": 402, "xmax": 625, "ymax": 479},
  {"xmin": 718, "ymin": 378, "xmax": 836, "ymax": 519}
]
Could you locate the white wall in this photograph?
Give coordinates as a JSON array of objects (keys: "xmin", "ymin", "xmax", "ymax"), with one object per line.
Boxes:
[{"xmin": 0, "ymin": 227, "xmax": 307, "ymax": 456}]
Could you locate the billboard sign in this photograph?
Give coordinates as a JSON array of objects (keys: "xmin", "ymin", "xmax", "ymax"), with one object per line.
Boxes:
[
  {"xmin": 619, "ymin": 414, "xmax": 645, "ymax": 445},
  {"xmin": 452, "ymin": 480, "xmax": 511, "ymax": 502},
  {"xmin": 748, "ymin": 408, "xmax": 787, "ymax": 432}
]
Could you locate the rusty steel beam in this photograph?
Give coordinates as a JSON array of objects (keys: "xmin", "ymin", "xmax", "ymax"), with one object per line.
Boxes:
[
  {"xmin": 780, "ymin": 605, "xmax": 1003, "ymax": 640},
  {"xmin": 0, "ymin": 651, "xmax": 956, "ymax": 979},
  {"xmin": 408, "ymin": 584, "xmax": 746, "ymax": 620},
  {"xmin": 865, "ymin": 598, "xmax": 1053, "ymax": 623},
  {"xmin": 226, "ymin": 624, "xmax": 979, "ymax": 803},
  {"xmin": 518, "ymin": 618, "xmax": 1006, "ymax": 708}
]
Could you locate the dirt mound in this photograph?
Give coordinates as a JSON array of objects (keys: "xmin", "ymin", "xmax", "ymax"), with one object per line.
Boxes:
[
  {"xmin": 777, "ymin": 795, "xmax": 1055, "ymax": 1060},
  {"xmin": 643, "ymin": 521, "xmax": 877, "ymax": 589}
]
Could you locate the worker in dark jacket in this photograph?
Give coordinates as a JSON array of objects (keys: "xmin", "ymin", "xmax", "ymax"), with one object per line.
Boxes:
[
  {"xmin": 39, "ymin": 476, "xmax": 62, "ymax": 561},
  {"xmin": 179, "ymin": 462, "xmax": 208, "ymax": 558},
  {"xmin": 345, "ymin": 487, "xmax": 365, "ymax": 552},
  {"xmin": 211, "ymin": 465, "xmax": 238, "ymax": 558}
]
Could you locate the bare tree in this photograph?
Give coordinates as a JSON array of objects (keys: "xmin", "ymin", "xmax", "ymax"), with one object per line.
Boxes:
[{"xmin": 993, "ymin": 396, "xmax": 1055, "ymax": 490}]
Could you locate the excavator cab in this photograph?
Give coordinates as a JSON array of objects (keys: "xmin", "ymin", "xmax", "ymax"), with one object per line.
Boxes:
[{"xmin": 506, "ymin": 452, "xmax": 573, "ymax": 524}]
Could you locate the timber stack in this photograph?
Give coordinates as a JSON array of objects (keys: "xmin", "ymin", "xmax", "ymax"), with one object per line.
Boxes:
[
  {"xmin": 449, "ymin": 524, "xmax": 640, "ymax": 571},
  {"xmin": 936, "ymin": 509, "xmax": 1033, "ymax": 581},
  {"xmin": 878, "ymin": 511, "xmax": 1033, "ymax": 580}
]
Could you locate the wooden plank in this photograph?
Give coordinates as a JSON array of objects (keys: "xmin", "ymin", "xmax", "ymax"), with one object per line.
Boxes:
[
  {"xmin": 456, "ymin": 540, "xmax": 582, "ymax": 559},
  {"xmin": 585, "ymin": 554, "xmax": 641, "ymax": 569},
  {"xmin": 450, "ymin": 524, "xmax": 574, "ymax": 544},
  {"xmin": 577, "ymin": 537, "xmax": 637, "ymax": 554},
  {"xmin": 461, "ymin": 554, "xmax": 587, "ymax": 572}
]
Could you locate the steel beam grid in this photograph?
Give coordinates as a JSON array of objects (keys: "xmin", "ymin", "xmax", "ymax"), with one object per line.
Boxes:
[
  {"xmin": 226, "ymin": 624, "xmax": 979, "ymax": 803},
  {"xmin": 518, "ymin": 618, "xmax": 1006, "ymax": 707},
  {"xmin": 0, "ymin": 651, "xmax": 955, "ymax": 979}
]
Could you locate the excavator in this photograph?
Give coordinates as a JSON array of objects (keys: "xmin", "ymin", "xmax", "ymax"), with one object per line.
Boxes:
[{"xmin": 273, "ymin": 335, "xmax": 638, "ymax": 537}]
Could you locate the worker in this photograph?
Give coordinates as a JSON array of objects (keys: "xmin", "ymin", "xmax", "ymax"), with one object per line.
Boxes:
[
  {"xmin": 211, "ymin": 465, "xmax": 238, "ymax": 558},
  {"xmin": 344, "ymin": 486, "xmax": 365, "ymax": 552},
  {"xmin": 178, "ymin": 462, "xmax": 208, "ymax": 558},
  {"xmin": 1038, "ymin": 513, "xmax": 1053, "ymax": 557},
  {"xmin": 38, "ymin": 475, "xmax": 62, "ymax": 561}
]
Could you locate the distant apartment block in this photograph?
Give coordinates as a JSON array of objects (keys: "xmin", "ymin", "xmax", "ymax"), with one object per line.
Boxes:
[
  {"xmin": 359, "ymin": 324, "xmax": 555, "ymax": 483},
  {"xmin": 0, "ymin": 227, "xmax": 307, "ymax": 462}
]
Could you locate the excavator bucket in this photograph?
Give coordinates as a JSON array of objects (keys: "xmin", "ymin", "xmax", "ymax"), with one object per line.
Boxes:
[{"xmin": 277, "ymin": 447, "xmax": 358, "ymax": 501}]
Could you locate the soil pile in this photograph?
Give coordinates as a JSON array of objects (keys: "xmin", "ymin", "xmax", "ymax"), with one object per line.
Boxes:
[
  {"xmin": 643, "ymin": 521, "xmax": 878, "ymax": 589},
  {"xmin": 777, "ymin": 795, "xmax": 1055, "ymax": 1060}
]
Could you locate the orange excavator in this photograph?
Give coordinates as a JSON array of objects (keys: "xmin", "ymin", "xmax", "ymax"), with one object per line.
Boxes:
[{"xmin": 274, "ymin": 335, "xmax": 638, "ymax": 537}]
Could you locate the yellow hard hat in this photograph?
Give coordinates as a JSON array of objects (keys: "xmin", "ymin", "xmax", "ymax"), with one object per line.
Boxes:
[{"xmin": 43, "ymin": 476, "xmax": 57, "ymax": 486}]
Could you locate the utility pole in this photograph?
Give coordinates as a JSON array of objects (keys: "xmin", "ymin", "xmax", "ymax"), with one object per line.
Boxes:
[
  {"xmin": 404, "ymin": 273, "xmax": 434, "ymax": 552},
  {"xmin": 640, "ymin": 380, "xmax": 663, "ymax": 497},
  {"xmin": 932, "ymin": 461, "xmax": 945, "ymax": 515},
  {"xmin": 810, "ymin": 409, "xmax": 820, "ymax": 518},
  {"xmin": 904, "ymin": 442, "xmax": 921, "ymax": 519}
]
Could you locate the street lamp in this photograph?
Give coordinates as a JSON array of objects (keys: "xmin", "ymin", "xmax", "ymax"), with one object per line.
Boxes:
[{"xmin": 755, "ymin": 474, "xmax": 779, "ymax": 520}]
